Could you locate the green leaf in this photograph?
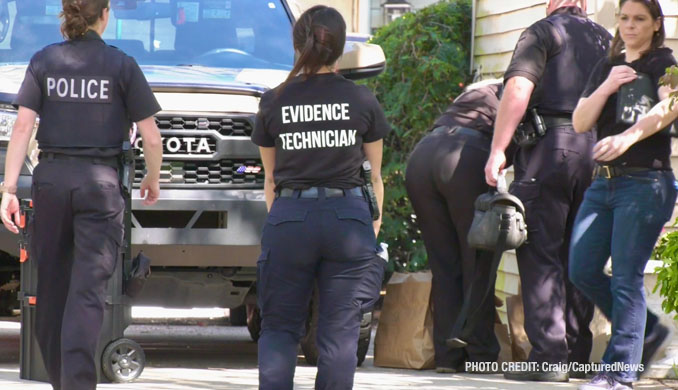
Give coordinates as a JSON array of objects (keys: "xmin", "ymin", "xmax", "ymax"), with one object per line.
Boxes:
[{"xmin": 361, "ymin": 0, "xmax": 472, "ymax": 271}]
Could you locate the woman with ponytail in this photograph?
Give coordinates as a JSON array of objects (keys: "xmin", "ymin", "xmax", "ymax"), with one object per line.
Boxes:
[
  {"xmin": 1, "ymin": 1, "xmax": 163, "ymax": 389},
  {"xmin": 251, "ymin": 5, "xmax": 390, "ymax": 390}
]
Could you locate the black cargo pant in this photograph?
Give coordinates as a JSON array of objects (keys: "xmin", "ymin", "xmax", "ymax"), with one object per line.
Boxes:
[
  {"xmin": 257, "ymin": 189, "xmax": 377, "ymax": 390},
  {"xmin": 405, "ymin": 128, "xmax": 500, "ymax": 369},
  {"xmin": 510, "ymin": 125, "xmax": 595, "ymax": 365},
  {"xmin": 32, "ymin": 158, "xmax": 124, "ymax": 390}
]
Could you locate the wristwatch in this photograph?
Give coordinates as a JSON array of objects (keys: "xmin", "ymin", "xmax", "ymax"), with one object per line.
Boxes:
[{"xmin": 0, "ymin": 182, "xmax": 17, "ymax": 195}]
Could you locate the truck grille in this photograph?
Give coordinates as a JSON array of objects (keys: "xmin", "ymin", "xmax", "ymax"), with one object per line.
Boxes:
[
  {"xmin": 155, "ymin": 115, "xmax": 253, "ymax": 137},
  {"xmin": 134, "ymin": 159, "xmax": 264, "ymax": 188},
  {"xmin": 137, "ymin": 114, "xmax": 263, "ymax": 188}
]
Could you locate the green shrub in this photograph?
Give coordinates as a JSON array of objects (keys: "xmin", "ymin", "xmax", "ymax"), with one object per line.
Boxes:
[
  {"xmin": 652, "ymin": 229, "xmax": 678, "ymax": 319},
  {"xmin": 654, "ymin": 66, "xmax": 678, "ymax": 318},
  {"xmin": 364, "ymin": 0, "xmax": 472, "ymax": 271}
]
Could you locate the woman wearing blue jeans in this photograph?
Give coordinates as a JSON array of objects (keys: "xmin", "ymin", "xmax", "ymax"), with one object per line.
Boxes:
[{"xmin": 570, "ymin": 1, "xmax": 678, "ymax": 389}]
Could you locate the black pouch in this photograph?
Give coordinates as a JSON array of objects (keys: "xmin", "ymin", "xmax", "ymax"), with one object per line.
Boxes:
[
  {"xmin": 360, "ymin": 160, "xmax": 380, "ymax": 221},
  {"xmin": 124, "ymin": 251, "xmax": 152, "ymax": 298},
  {"xmin": 513, "ymin": 108, "xmax": 547, "ymax": 147},
  {"xmin": 617, "ymin": 72, "xmax": 657, "ymax": 125}
]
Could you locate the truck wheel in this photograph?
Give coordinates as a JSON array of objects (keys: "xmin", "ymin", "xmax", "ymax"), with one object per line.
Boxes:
[
  {"xmin": 0, "ymin": 272, "xmax": 19, "ymax": 316},
  {"xmin": 300, "ymin": 289, "xmax": 373, "ymax": 367},
  {"xmin": 356, "ymin": 312, "xmax": 373, "ymax": 367},
  {"xmin": 300, "ymin": 290, "xmax": 320, "ymax": 366},
  {"xmin": 0, "ymin": 290, "xmax": 15, "ymax": 316},
  {"xmin": 246, "ymin": 304, "xmax": 262, "ymax": 342},
  {"xmin": 101, "ymin": 338, "xmax": 145, "ymax": 383},
  {"xmin": 229, "ymin": 305, "xmax": 247, "ymax": 326}
]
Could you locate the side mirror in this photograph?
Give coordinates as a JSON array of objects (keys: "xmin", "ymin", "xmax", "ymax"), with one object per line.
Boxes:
[{"xmin": 338, "ymin": 41, "xmax": 386, "ymax": 81}]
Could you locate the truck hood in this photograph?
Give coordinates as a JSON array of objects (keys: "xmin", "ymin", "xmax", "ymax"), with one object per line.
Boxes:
[{"xmin": 0, "ymin": 64, "xmax": 289, "ymax": 96}]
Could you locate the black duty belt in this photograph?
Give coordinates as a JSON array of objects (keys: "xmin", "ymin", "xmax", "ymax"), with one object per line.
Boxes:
[
  {"xmin": 432, "ymin": 126, "xmax": 490, "ymax": 140},
  {"xmin": 39, "ymin": 152, "xmax": 118, "ymax": 169},
  {"xmin": 593, "ymin": 164, "xmax": 653, "ymax": 179},
  {"xmin": 277, "ymin": 186, "xmax": 363, "ymax": 199},
  {"xmin": 542, "ymin": 115, "xmax": 572, "ymax": 129}
]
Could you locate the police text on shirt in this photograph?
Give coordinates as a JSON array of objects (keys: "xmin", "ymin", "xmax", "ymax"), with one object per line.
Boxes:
[{"xmin": 45, "ymin": 76, "xmax": 113, "ymax": 103}]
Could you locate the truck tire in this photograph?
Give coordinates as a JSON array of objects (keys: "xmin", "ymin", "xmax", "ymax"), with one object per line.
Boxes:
[
  {"xmin": 0, "ymin": 290, "xmax": 15, "ymax": 316},
  {"xmin": 229, "ymin": 305, "xmax": 247, "ymax": 326},
  {"xmin": 300, "ymin": 289, "xmax": 373, "ymax": 367},
  {"xmin": 246, "ymin": 303, "xmax": 262, "ymax": 342},
  {"xmin": 0, "ymin": 271, "xmax": 19, "ymax": 316}
]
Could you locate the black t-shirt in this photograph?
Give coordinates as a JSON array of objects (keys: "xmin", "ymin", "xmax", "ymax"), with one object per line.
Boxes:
[
  {"xmin": 582, "ymin": 48, "xmax": 677, "ymax": 169},
  {"xmin": 504, "ymin": 7, "xmax": 611, "ymax": 114},
  {"xmin": 251, "ymin": 73, "xmax": 391, "ymax": 189},
  {"xmin": 13, "ymin": 30, "xmax": 161, "ymax": 157},
  {"xmin": 433, "ymin": 82, "xmax": 502, "ymax": 136}
]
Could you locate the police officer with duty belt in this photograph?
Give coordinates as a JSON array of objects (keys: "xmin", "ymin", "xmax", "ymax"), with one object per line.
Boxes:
[
  {"xmin": 405, "ymin": 80, "xmax": 515, "ymax": 373},
  {"xmin": 0, "ymin": 1, "xmax": 163, "ymax": 389},
  {"xmin": 251, "ymin": 6, "xmax": 390, "ymax": 389},
  {"xmin": 484, "ymin": 0, "xmax": 611, "ymax": 382}
]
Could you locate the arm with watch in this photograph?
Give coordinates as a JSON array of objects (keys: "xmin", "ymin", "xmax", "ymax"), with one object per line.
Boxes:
[{"xmin": 0, "ymin": 106, "xmax": 37, "ymax": 234}]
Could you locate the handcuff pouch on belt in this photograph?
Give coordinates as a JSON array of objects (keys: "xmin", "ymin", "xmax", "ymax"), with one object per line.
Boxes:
[
  {"xmin": 513, "ymin": 108, "xmax": 547, "ymax": 147},
  {"xmin": 360, "ymin": 160, "xmax": 380, "ymax": 221}
]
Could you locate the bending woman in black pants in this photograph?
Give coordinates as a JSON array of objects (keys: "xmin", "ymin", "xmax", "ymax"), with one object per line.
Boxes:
[
  {"xmin": 405, "ymin": 80, "xmax": 515, "ymax": 373},
  {"xmin": 251, "ymin": 6, "xmax": 390, "ymax": 390}
]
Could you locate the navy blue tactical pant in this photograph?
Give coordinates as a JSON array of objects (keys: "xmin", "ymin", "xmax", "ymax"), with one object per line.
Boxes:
[
  {"xmin": 257, "ymin": 189, "xmax": 376, "ymax": 390},
  {"xmin": 32, "ymin": 159, "xmax": 124, "ymax": 390},
  {"xmin": 509, "ymin": 126, "xmax": 595, "ymax": 365},
  {"xmin": 405, "ymin": 129, "xmax": 500, "ymax": 369}
]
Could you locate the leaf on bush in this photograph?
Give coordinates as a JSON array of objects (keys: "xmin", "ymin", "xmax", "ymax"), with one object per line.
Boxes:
[{"xmin": 361, "ymin": 0, "xmax": 472, "ymax": 270}]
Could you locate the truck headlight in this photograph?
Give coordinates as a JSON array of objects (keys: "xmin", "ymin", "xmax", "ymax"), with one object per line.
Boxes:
[{"xmin": 0, "ymin": 109, "xmax": 16, "ymax": 141}]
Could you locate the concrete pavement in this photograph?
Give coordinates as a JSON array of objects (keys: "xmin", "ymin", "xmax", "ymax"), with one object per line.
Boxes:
[{"xmin": 0, "ymin": 322, "xmax": 676, "ymax": 390}]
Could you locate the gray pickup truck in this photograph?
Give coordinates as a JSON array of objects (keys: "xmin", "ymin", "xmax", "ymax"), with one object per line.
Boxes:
[{"xmin": 0, "ymin": 0, "xmax": 385, "ymax": 365}]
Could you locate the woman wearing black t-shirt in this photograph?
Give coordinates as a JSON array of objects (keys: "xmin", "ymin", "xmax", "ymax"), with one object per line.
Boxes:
[
  {"xmin": 569, "ymin": 1, "xmax": 678, "ymax": 389},
  {"xmin": 250, "ymin": 6, "xmax": 389, "ymax": 390}
]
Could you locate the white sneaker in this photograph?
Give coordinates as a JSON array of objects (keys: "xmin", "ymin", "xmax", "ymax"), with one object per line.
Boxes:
[{"xmin": 578, "ymin": 373, "xmax": 633, "ymax": 390}]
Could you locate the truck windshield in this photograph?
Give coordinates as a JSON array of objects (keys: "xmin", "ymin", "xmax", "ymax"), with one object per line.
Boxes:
[{"xmin": 0, "ymin": 0, "xmax": 294, "ymax": 70}]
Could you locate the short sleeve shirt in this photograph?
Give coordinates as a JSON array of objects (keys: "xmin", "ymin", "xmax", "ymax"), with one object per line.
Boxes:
[
  {"xmin": 251, "ymin": 73, "xmax": 391, "ymax": 189},
  {"xmin": 581, "ymin": 48, "xmax": 677, "ymax": 169},
  {"xmin": 503, "ymin": 7, "xmax": 611, "ymax": 114},
  {"xmin": 13, "ymin": 30, "xmax": 161, "ymax": 157},
  {"xmin": 433, "ymin": 82, "xmax": 502, "ymax": 136}
]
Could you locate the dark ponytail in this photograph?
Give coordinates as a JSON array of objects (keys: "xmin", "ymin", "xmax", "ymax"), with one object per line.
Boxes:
[
  {"xmin": 60, "ymin": 0, "xmax": 109, "ymax": 40},
  {"xmin": 279, "ymin": 6, "xmax": 346, "ymax": 91}
]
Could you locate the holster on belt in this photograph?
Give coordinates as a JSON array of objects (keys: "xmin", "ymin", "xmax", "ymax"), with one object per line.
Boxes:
[
  {"xmin": 513, "ymin": 108, "xmax": 547, "ymax": 147},
  {"xmin": 361, "ymin": 160, "xmax": 380, "ymax": 221}
]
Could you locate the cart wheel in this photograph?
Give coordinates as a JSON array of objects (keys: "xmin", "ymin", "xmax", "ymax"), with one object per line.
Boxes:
[{"xmin": 101, "ymin": 338, "xmax": 145, "ymax": 383}]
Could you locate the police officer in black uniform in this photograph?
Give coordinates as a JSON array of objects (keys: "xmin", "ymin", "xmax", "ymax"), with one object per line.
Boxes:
[
  {"xmin": 484, "ymin": 0, "xmax": 611, "ymax": 382},
  {"xmin": 0, "ymin": 1, "xmax": 163, "ymax": 389},
  {"xmin": 405, "ymin": 80, "xmax": 513, "ymax": 373},
  {"xmin": 251, "ymin": 6, "xmax": 389, "ymax": 390}
]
